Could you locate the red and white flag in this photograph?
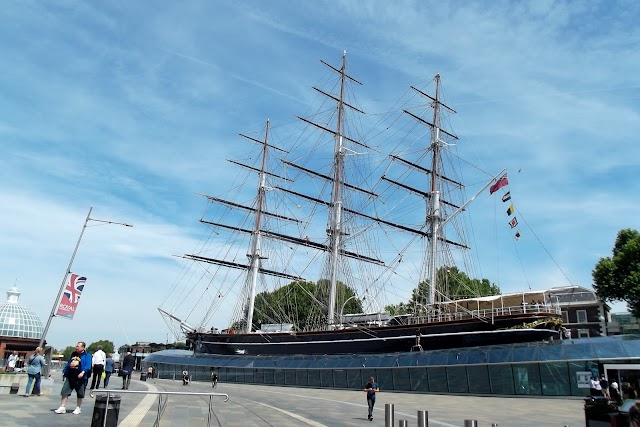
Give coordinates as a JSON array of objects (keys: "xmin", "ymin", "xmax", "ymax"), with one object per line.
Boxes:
[
  {"xmin": 55, "ymin": 273, "xmax": 87, "ymax": 319},
  {"xmin": 489, "ymin": 173, "xmax": 509, "ymax": 195}
]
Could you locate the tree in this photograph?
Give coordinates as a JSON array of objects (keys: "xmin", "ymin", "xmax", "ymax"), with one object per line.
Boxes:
[
  {"xmin": 238, "ymin": 279, "xmax": 363, "ymax": 331},
  {"xmin": 62, "ymin": 346, "xmax": 75, "ymax": 360},
  {"xmin": 386, "ymin": 266, "xmax": 500, "ymax": 314},
  {"xmin": 87, "ymin": 340, "xmax": 115, "ymax": 355},
  {"xmin": 593, "ymin": 229, "xmax": 640, "ymax": 317}
]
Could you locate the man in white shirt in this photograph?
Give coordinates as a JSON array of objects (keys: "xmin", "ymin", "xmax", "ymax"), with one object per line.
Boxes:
[{"xmin": 90, "ymin": 346, "xmax": 106, "ymax": 390}]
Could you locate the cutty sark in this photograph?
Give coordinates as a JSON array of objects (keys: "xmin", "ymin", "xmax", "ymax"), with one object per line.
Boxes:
[{"xmin": 159, "ymin": 52, "xmax": 562, "ymax": 356}]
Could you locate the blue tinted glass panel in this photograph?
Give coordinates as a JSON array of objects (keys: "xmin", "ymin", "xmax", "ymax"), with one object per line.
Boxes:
[
  {"xmin": 512, "ymin": 346, "xmax": 538, "ymax": 362},
  {"xmin": 513, "ymin": 364, "xmax": 541, "ymax": 395},
  {"xmin": 273, "ymin": 369, "xmax": 285, "ymax": 385},
  {"xmin": 334, "ymin": 369, "xmax": 347, "ymax": 388},
  {"xmin": 263, "ymin": 369, "xmax": 274, "ymax": 384},
  {"xmin": 347, "ymin": 369, "xmax": 361, "ymax": 389},
  {"xmin": 467, "ymin": 365, "xmax": 491, "ymax": 394},
  {"xmin": 320, "ymin": 369, "xmax": 333, "ymax": 387},
  {"xmin": 487, "ymin": 348, "xmax": 513, "ymax": 364},
  {"xmin": 489, "ymin": 365, "xmax": 514, "ymax": 394},
  {"xmin": 296, "ymin": 369, "xmax": 308, "ymax": 386},
  {"xmin": 410, "ymin": 368, "xmax": 429, "ymax": 392},
  {"xmin": 376, "ymin": 369, "xmax": 393, "ymax": 391},
  {"xmin": 428, "ymin": 367, "xmax": 448, "ymax": 392},
  {"xmin": 447, "ymin": 366, "xmax": 468, "ymax": 393},
  {"xmin": 393, "ymin": 368, "xmax": 410, "ymax": 390},
  {"xmin": 540, "ymin": 362, "xmax": 569, "ymax": 396},
  {"xmin": 285, "ymin": 369, "xmax": 296, "ymax": 385},
  {"xmin": 308, "ymin": 370, "xmax": 321, "ymax": 387}
]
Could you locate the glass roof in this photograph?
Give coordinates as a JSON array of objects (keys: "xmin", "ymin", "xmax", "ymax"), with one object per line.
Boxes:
[
  {"xmin": 0, "ymin": 286, "xmax": 43, "ymax": 339},
  {"xmin": 144, "ymin": 335, "xmax": 640, "ymax": 368}
]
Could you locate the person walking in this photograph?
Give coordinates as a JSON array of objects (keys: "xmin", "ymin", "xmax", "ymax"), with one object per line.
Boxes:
[
  {"xmin": 363, "ymin": 376, "xmax": 379, "ymax": 421},
  {"xmin": 55, "ymin": 341, "xmax": 92, "ymax": 415},
  {"xmin": 103, "ymin": 354, "xmax": 115, "ymax": 388},
  {"xmin": 211, "ymin": 370, "xmax": 218, "ymax": 388},
  {"xmin": 90, "ymin": 345, "xmax": 106, "ymax": 390},
  {"xmin": 121, "ymin": 351, "xmax": 135, "ymax": 390},
  {"xmin": 23, "ymin": 347, "xmax": 46, "ymax": 396}
]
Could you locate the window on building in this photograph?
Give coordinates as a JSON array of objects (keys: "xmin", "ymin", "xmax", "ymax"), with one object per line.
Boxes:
[
  {"xmin": 578, "ymin": 329, "xmax": 590, "ymax": 338},
  {"xmin": 576, "ymin": 310, "xmax": 588, "ymax": 324},
  {"xmin": 561, "ymin": 310, "xmax": 569, "ymax": 323}
]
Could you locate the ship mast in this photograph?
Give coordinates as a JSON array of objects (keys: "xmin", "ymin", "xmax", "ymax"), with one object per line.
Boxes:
[
  {"xmin": 326, "ymin": 51, "xmax": 348, "ymax": 328},
  {"xmin": 244, "ymin": 119, "xmax": 271, "ymax": 333},
  {"xmin": 427, "ymin": 75, "xmax": 442, "ymax": 305}
]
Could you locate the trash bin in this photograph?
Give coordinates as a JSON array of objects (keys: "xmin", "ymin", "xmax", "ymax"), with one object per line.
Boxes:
[
  {"xmin": 91, "ymin": 394, "xmax": 121, "ymax": 427},
  {"xmin": 584, "ymin": 396, "xmax": 618, "ymax": 426},
  {"xmin": 140, "ymin": 373, "xmax": 147, "ymax": 381}
]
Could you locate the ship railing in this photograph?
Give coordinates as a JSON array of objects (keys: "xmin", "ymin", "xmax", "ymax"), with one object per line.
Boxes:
[
  {"xmin": 408, "ymin": 303, "xmax": 561, "ymax": 325},
  {"xmin": 89, "ymin": 389, "xmax": 229, "ymax": 427}
]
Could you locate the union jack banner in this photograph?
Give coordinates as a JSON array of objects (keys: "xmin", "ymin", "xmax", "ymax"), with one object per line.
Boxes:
[{"xmin": 55, "ymin": 273, "xmax": 87, "ymax": 319}]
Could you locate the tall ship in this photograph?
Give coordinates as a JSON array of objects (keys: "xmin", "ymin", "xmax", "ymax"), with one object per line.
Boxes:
[{"xmin": 159, "ymin": 52, "xmax": 563, "ymax": 356}]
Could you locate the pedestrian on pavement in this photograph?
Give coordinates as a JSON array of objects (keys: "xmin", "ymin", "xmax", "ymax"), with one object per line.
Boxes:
[
  {"xmin": 211, "ymin": 370, "xmax": 218, "ymax": 388},
  {"xmin": 55, "ymin": 341, "xmax": 92, "ymax": 415},
  {"xmin": 600, "ymin": 376, "xmax": 610, "ymax": 399},
  {"xmin": 7, "ymin": 351, "xmax": 18, "ymax": 372},
  {"xmin": 103, "ymin": 354, "xmax": 115, "ymax": 388},
  {"xmin": 121, "ymin": 351, "xmax": 135, "ymax": 390},
  {"xmin": 363, "ymin": 376, "xmax": 379, "ymax": 421},
  {"xmin": 90, "ymin": 345, "xmax": 106, "ymax": 390},
  {"xmin": 23, "ymin": 346, "xmax": 46, "ymax": 396}
]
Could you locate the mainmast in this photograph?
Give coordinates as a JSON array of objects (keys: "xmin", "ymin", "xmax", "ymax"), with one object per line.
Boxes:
[
  {"xmin": 244, "ymin": 119, "xmax": 271, "ymax": 333},
  {"xmin": 326, "ymin": 51, "xmax": 348, "ymax": 329},
  {"xmin": 427, "ymin": 75, "xmax": 442, "ymax": 305}
]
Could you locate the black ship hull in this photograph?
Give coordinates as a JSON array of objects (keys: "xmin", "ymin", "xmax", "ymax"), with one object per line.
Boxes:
[{"xmin": 189, "ymin": 312, "xmax": 561, "ymax": 356}]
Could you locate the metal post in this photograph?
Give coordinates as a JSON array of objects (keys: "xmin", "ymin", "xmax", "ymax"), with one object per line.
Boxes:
[
  {"xmin": 417, "ymin": 410, "xmax": 428, "ymax": 427},
  {"xmin": 399, "ymin": 420, "xmax": 408, "ymax": 427},
  {"xmin": 385, "ymin": 403, "xmax": 395, "ymax": 427},
  {"xmin": 464, "ymin": 421, "xmax": 478, "ymax": 427},
  {"xmin": 39, "ymin": 207, "xmax": 93, "ymax": 349}
]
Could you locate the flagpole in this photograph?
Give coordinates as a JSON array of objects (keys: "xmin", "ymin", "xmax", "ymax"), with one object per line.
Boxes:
[{"xmin": 38, "ymin": 207, "xmax": 133, "ymax": 348}]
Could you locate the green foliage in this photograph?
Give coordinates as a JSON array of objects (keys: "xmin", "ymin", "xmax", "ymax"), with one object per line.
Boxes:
[
  {"xmin": 243, "ymin": 279, "xmax": 363, "ymax": 331},
  {"xmin": 62, "ymin": 346, "xmax": 75, "ymax": 360},
  {"xmin": 386, "ymin": 266, "xmax": 500, "ymax": 314},
  {"xmin": 593, "ymin": 229, "xmax": 640, "ymax": 317},
  {"xmin": 87, "ymin": 340, "xmax": 115, "ymax": 355}
]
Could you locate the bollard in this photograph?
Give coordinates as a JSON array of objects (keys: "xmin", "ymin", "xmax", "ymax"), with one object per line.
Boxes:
[
  {"xmin": 385, "ymin": 403, "xmax": 395, "ymax": 427},
  {"xmin": 464, "ymin": 421, "xmax": 478, "ymax": 427},
  {"xmin": 399, "ymin": 420, "xmax": 408, "ymax": 427},
  {"xmin": 417, "ymin": 410, "xmax": 428, "ymax": 427},
  {"xmin": 91, "ymin": 394, "xmax": 121, "ymax": 427}
]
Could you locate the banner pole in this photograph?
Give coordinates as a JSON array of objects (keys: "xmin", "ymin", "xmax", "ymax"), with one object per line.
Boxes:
[{"xmin": 39, "ymin": 207, "xmax": 93, "ymax": 348}]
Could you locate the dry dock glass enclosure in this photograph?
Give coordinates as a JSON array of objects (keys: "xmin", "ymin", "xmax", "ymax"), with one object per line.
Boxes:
[{"xmin": 143, "ymin": 335, "xmax": 640, "ymax": 397}]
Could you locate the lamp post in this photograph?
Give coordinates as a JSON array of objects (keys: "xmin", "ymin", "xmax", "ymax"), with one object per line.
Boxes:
[{"xmin": 38, "ymin": 207, "xmax": 132, "ymax": 348}]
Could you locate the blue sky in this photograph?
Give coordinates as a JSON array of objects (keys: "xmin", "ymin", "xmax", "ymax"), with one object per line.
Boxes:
[{"xmin": 1, "ymin": 0, "xmax": 638, "ymax": 350}]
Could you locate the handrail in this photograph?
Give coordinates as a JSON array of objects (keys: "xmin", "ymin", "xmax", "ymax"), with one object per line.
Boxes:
[{"xmin": 89, "ymin": 389, "xmax": 229, "ymax": 427}]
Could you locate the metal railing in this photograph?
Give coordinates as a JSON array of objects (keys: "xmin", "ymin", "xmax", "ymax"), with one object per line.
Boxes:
[{"xmin": 89, "ymin": 389, "xmax": 229, "ymax": 427}]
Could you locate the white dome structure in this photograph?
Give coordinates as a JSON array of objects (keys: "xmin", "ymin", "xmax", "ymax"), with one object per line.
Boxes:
[{"xmin": 0, "ymin": 286, "xmax": 43, "ymax": 339}]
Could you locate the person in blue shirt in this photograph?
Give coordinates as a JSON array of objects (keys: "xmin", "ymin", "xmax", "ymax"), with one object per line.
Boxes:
[
  {"xmin": 55, "ymin": 341, "xmax": 92, "ymax": 415},
  {"xmin": 363, "ymin": 376, "xmax": 380, "ymax": 421},
  {"xmin": 104, "ymin": 354, "xmax": 115, "ymax": 388}
]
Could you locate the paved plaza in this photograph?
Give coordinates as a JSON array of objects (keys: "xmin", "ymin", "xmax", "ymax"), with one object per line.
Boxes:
[{"xmin": 0, "ymin": 375, "xmax": 587, "ymax": 426}]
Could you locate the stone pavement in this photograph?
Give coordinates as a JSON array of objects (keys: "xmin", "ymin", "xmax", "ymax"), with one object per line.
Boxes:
[{"xmin": 0, "ymin": 374, "xmax": 588, "ymax": 426}]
